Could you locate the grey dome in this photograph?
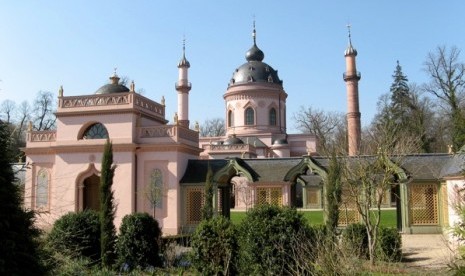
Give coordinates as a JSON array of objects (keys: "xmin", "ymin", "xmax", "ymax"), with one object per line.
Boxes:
[
  {"xmin": 273, "ymin": 138, "xmax": 288, "ymax": 145},
  {"xmin": 95, "ymin": 73, "xmax": 130, "ymax": 94},
  {"xmin": 95, "ymin": 83, "xmax": 130, "ymax": 94},
  {"xmin": 230, "ymin": 61, "xmax": 282, "ymax": 86},
  {"xmin": 229, "ymin": 41, "xmax": 282, "ymax": 86},
  {"xmin": 223, "ymin": 135, "xmax": 244, "ymax": 145}
]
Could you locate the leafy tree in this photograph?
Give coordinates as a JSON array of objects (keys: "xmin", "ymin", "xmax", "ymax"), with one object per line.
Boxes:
[
  {"xmin": 423, "ymin": 46, "xmax": 465, "ymax": 151},
  {"xmin": 237, "ymin": 205, "xmax": 314, "ymax": 275},
  {"xmin": 199, "ymin": 118, "xmax": 225, "ymax": 137},
  {"xmin": 190, "ymin": 216, "xmax": 237, "ymax": 275},
  {"xmin": 116, "ymin": 213, "xmax": 161, "ymax": 271},
  {"xmin": 100, "ymin": 139, "xmax": 117, "ymax": 268},
  {"xmin": 47, "ymin": 210, "xmax": 100, "ymax": 261},
  {"xmin": 0, "ymin": 120, "xmax": 45, "ymax": 275},
  {"xmin": 371, "ymin": 61, "xmax": 434, "ymax": 153},
  {"xmin": 202, "ymin": 163, "xmax": 214, "ymax": 220}
]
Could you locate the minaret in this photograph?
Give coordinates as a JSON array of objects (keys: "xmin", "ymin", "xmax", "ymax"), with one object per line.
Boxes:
[
  {"xmin": 343, "ymin": 25, "xmax": 361, "ymax": 156},
  {"xmin": 175, "ymin": 38, "xmax": 191, "ymax": 127}
]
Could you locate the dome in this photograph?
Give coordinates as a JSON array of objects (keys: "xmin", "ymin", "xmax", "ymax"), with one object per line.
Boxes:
[
  {"xmin": 95, "ymin": 83, "xmax": 130, "ymax": 94},
  {"xmin": 230, "ymin": 60, "xmax": 282, "ymax": 86},
  {"xmin": 273, "ymin": 138, "xmax": 288, "ymax": 145},
  {"xmin": 223, "ymin": 135, "xmax": 244, "ymax": 145},
  {"xmin": 344, "ymin": 44, "xmax": 357, "ymax": 56},
  {"xmin": 246, "ymin": 44, "xmax": 264, "ymax": 62},
  {"xmin": 228, "ymin": 26, "xmax": 282, "ymax": 86},
  {"xmin": 95, "ymin": 72, "xmax": 130, "ymax": 94}
]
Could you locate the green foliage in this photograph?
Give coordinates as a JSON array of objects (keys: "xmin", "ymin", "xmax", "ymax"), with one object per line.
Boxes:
[
  {"xmin": 376, "ymin": 226, "xmax": 402, "ymax": 262},
  {"xmin": 0, "ymin": 121, "xmax": 45, "ymax": 275},
  {"xmin": 325, "ymin": 151, "xmax": 342, "ymax": 233},
  {"xmin": 236, "ymin": 205, "xmax": 314, "ymax": 275},
  {"xmin": 116, "ymin": 213, "xmax": 162, "ymax": 271},
  {"xmin": 190, "ymin": 216, "xmax": 237, "ymax": 275},
  {"xmin": 342, "ymin": 223, "xmax": 369, "ymax": 259},
  {"xmin": 202, "ymin": 163, "xmax": 214, "ymax": 220},
  {"xmin": 100, "ymin": 139, "xmax": 117, "ymax": 268},
  {"xmin": 47, "ymin": 210, "xmax": 100, "ymax": 261}
]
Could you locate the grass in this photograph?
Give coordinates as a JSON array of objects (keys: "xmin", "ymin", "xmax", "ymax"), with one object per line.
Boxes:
[{"xmin": 231, "ymin": 209, "xmax": 398, "ymax": 227}]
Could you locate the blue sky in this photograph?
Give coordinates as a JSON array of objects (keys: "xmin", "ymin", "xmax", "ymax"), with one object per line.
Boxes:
[{"xmin": 1, "ymin": 1, "xmax": 464, "ymax": 133}]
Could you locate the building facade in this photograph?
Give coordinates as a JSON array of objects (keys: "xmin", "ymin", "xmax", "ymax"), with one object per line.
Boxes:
[{"xmin": 23, "ymin": 27, "xmax": 465, "ymax": 235}]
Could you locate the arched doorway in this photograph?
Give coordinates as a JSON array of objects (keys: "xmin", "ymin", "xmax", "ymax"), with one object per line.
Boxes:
[
  {"xmin": 213, "ymin": 158, "xmax": 256, "ymax": 218},
  {"xmin": 83, "ymin": 174, "xmax": 100, "ymax": 211}
]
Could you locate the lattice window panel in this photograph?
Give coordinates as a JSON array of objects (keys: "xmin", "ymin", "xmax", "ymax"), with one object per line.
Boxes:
[
  {"xmin": 409, "ymin": 183, "xmax": 438, "ymax": 225},
  {"xmin": 339, "ymin": 189, "xmax": 359, "ymax": 225},
  {"xmin": 306, "ymin": 188, "xmax": 321, "ymax": 208},
  {"xmin": 36, "ymin": 169, "xmax": 49, "ymax": 209},
  {"xmin": 185, "ymin": 187, "xmax": 205, "ymax": 225},
  {"xmin": 256, "ymin": 187, "xmax": 282, "ymax": 206}
]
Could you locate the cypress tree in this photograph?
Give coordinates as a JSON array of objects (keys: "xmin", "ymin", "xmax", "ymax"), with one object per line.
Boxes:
[
  {"xmin": 202, "ymin": 163, "xmax": 214, "ymax": 220},
  {"xmin": 100, "ymin": 139, "xmax": 117, "ymax": 268},
  {"xmin": 0, "ymin": 120, "xmax": 45, "ymax": 275},
  {"xmin": 325, "ymin": 151, "xmax": 342, "ymax": 234}
]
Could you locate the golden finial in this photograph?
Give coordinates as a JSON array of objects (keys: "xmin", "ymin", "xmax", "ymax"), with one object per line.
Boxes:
[
  {"xmin": 161, "ymin": 96, "xmax": 165, "ymax": 106},
  {"xmin": 174, "ymin": 112, "xmax": 178, "ymax": 125},
  {"xmin": 130, "ymin": 80, "xmax": 135, "ymax": 92},
  {"xmin": 58, "ymin": 85, "xmax": 63, "ymax": 97},
  {"xmin": 194, "ymin": 121, "xmax": 199, "ymax": 132},
  {"xmin": 28, "ymin": 121, "xmax": 32, "ymax": 131}
]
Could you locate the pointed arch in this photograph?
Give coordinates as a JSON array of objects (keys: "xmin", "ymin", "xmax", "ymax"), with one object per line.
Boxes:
[
  {"xmin": 213, "ymin": 158, "xmax": 257, "ymax": 185},
  {"xmin": 75, "ymin": 163, "xmax": 101, "ymax": 211},
  {"xmin": 244, "ymin": 107, "xmax": 255, "ymax": 125},
  {"xmin": 284, "ymin": 156, "xmax": 327, "ymax": 183}
]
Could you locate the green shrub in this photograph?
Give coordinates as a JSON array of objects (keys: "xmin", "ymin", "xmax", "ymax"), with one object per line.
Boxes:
[
  {"xmin": 236, "ymin": 205, "xmax": 314, "ymax": 275},
  {"xmin": 190, "ymin": 216, "xmax": 237, "ymax": 275},
  {"xmin": 342, "ymin": 223, "xmax": 369, "ymax": 259},
  {"xmin": 377, "ymin": 226, "xmax": 402, "ymax": 262},
  {"xmin": 116, "ymin": 213, "xmax": 161, "ymax": 271},
  {"xmin": 47, "ymin": 210, "xmax": 100, "ymax": 262}
]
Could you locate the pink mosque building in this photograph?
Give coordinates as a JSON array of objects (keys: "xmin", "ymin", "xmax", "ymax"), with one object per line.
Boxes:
[{"xmin": 23, "ymin": 27, "xmax": 465, "ymax": 235}]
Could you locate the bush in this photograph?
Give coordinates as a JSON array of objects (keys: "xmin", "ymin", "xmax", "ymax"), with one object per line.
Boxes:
[
  {"xmin": 47, "ymin": 210, "xmax": 100, "ymax": 262},
  {"xmin": 342, "ymin": 223, "xmax": 369, "ymax": 259},
  {"xmin": 116, "ymin": 213, "xmax": 162, "ymax": 271},
  {"xmin": 377, "ymin": 226, "xmax": 402, "ymax": 262},
  {"xmin": 236, "ymin": 205, "xmax": 314, "ymax": 275},
  {"xmin": 190, "ymin": 216, "xmax": 237, "ymax": 275}
]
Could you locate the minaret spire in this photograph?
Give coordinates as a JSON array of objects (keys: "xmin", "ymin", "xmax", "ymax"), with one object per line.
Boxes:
[
  {"xmin": 252, "ymin": 18, "xmax": 257, "ymax": 45},
  {"xmin": 343, "ymin": 25, "xmax": 361, "ymax": 156},
  {"xmin": 175, "ymin": 36, "xmax": 192, "ymax": 128}
]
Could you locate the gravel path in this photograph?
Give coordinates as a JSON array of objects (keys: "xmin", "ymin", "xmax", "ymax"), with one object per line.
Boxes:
[{"xmin": 402, "ymin": 234, "xmax": 456, "ymax": 269}]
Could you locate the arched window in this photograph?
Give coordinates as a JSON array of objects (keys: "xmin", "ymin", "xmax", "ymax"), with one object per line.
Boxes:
[
  {"xmin": 81, "ymin": 123, "xmax": 108, "ymax": 139},
  {"xmin": 36, "ymin": 169, "xmax": 49, "ymax": 208},
  {"xmin": 269, "ymin": 108, "xmax": 277, "ymax": 126},
  {"xmin": 228, "ymin": 110, "xmax": 234, "ymax": 127},
  {"xmin": 148, "ymin": 169, "xmax": 163, "ymax": 208},
  {"xmin": 245, "ymin": 107, "xmax": 255, "ymax": 125}
]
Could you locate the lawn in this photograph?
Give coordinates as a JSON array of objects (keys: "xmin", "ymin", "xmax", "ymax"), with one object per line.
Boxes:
[{"xmin": 231, "ymin": 209, "xmax": 398, "ymax": 228}]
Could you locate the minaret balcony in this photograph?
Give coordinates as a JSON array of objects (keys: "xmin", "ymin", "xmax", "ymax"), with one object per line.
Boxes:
[
  {"xmin": 175, "ymin": 81, "xmax": 192, "ymax": 90},
  {"xmin": 343, "ymin": 71, "xmax": 361, "ymax": 81}
]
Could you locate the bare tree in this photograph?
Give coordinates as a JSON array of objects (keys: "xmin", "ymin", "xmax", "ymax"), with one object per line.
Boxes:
[
  {"xmin": 341, "ymin": 134, "xmax": 418, "ymax": 265},
  {"xmin": 1, "ymin": 100, "xmax": 15, "ymax": 123},
  {"xmin": 293, "ymin": 106, "xmax": 346, "ymax": 153},
  {"xmin": 32, "ymin": 91, "xmax": 56, "ymax": 131},
  {"xmin": 200, "ymin": 118, "xmax": 225, "ymax": 137},
  {"xmin": 423, "ymin": 46, "xmax": 465, "ymax": 151}
]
